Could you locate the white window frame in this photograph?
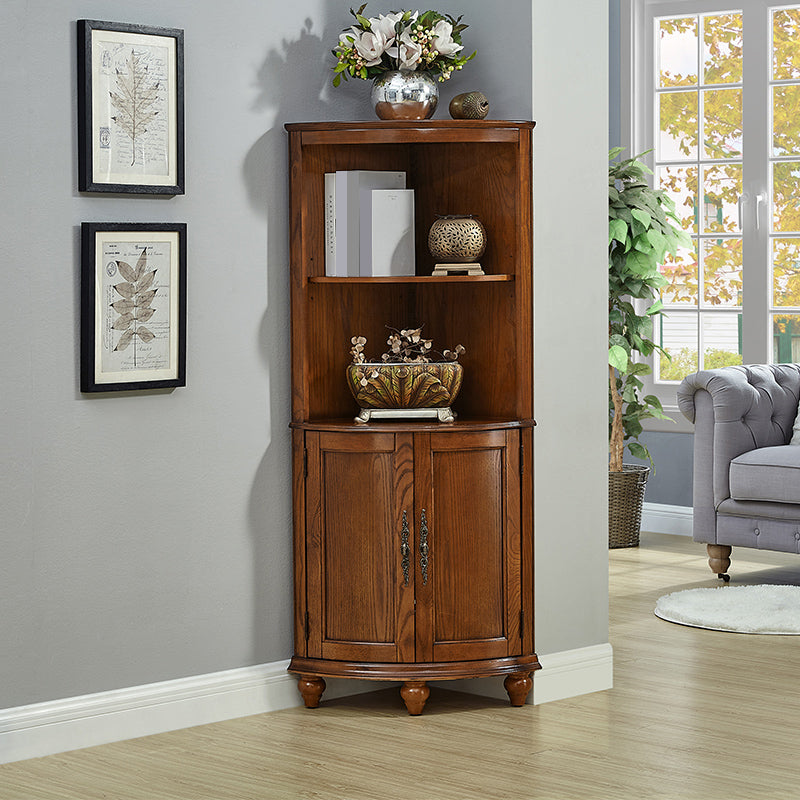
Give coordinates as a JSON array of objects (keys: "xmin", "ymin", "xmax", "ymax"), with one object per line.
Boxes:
[{"xmin": 620, "ymin": 0, "xmax": 785, "ymax": 431}]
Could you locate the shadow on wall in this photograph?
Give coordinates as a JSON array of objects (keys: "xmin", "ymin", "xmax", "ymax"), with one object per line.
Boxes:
[{"xmin": 243, "ymin": 16, "xmax": 372, "ymax": 665}]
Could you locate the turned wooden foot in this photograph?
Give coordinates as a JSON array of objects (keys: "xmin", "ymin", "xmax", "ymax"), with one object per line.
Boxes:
[
  {"xmin": 297, "ymin": 674, "xmax": 326, "ymax": 708},
  {"xmin": 400, "ymin": 681, "xmax": 429, "ymax": 715},
  {"xmin": 504, "ymin": 671, "xmax": 533, "ymax": 706},
  {"xmin": 707, "ymin": 544, "xmax": 732, "ymax": 581}
]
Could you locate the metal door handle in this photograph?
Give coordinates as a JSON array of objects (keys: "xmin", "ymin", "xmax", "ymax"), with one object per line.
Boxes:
[
  {"xmin": 401, "ymin": 510, "xmax": 410, "ymax": 587},
  {"xmin": 756, "ymin": 192, "xmax": 767, "ymax": 232},
  {"xmin": 419, "ymin": 508, "xmax": 429, "ymax": 585},
  {"xmin": 737, "ymin": 193, "xmax": 749, "ymax": 231}
]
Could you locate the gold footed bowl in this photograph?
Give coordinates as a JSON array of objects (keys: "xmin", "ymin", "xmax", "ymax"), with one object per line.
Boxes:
[{"xmin": 347, "ymin": 362, "xmax": 463, "ymax": 423}]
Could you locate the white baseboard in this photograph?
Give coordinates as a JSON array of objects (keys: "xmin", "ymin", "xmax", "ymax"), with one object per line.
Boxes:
[
  {"xmin": 0, "ymin": 661, "xmax": 374, "ymax": 765},
  {"xmin": 436, "ymin": 643, "xmax": 614, "ymax": 705},
  {"xmin": 641, "ymin": 502, "xmax": 693, "ymax": 537},
  {"xmin": 1, "ymin": 643, "xmax": 616, "ymax": 764}
]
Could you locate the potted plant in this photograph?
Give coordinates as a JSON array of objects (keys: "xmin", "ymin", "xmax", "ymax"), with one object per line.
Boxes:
[
  {"xmin": 608, "ymin": 148, "xmax": 690, "ymax": 547},
  {"xmin": 331, "ymin": 5, "xmax": 476, "ymax": 119},
  {"xmin": 347, "ymin": 326, "xmax": 465, "ymax": 423}
]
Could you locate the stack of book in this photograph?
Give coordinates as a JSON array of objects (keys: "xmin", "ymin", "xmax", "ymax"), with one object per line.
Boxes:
[{"xmin": 325, "ymin": 171, "xmax": 416, "ymax": 277}]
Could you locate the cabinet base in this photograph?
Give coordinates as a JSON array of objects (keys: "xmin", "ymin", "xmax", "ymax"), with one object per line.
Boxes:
[{"xmin": 289, "ymin": 654, "xmax": 540, "ymax": 715}]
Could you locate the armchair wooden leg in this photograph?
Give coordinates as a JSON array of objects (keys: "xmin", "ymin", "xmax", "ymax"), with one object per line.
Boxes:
[{"xmin": 707, "ymin": 544, "xmax": 731, "ymax": 582}]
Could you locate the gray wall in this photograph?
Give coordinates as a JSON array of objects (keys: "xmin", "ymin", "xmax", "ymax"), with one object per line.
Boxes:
[
  {"xmin": 1, "ymin": 0, "xmax": 607, "ymax": 710},
  {"xmin": 532, "ymin": 0, "xmax": 610, "ymax": 654}
]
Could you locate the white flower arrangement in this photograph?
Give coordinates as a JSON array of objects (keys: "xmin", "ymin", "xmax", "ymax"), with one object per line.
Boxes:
[{"xmin": 332, "ymin": 4, "xmax": 475, "ymax": 86}]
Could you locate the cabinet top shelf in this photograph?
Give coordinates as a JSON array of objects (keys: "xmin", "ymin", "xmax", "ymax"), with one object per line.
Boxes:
[
  {"xmin": 285, "ymin": 119, "xmax": 535, "ymax": 145},
  {"xmin": 285, "ymin": 119, "xmax": 535, "ymax": 132}
]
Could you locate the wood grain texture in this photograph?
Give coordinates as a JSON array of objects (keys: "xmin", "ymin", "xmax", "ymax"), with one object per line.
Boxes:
[{"xmin": 9, "ymin": 535, "xmax": 800, "ymax": 798}]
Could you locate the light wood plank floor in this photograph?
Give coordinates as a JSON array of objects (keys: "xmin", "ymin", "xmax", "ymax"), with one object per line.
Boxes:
[{"xmin": 4, "ymin": 533, "xmax": 800, "ymax": 800}]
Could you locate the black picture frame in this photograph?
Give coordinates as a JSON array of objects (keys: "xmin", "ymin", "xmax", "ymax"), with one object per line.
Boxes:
[
  {"xmin": 77, "ymin": 20, "xmax": 185, "ymax": 194},
  {"xmin": 81, "ymin": 222, "xmax": 187, "ymax": 392}
]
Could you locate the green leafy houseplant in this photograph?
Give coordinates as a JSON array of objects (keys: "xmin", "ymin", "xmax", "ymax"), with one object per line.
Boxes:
[{"xmin": 608, "ymin": 148, "xmax": 691, "ymax": 473}]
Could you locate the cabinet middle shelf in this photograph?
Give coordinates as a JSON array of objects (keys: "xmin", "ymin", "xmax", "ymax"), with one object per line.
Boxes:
[{"xmin": 308, "ymin": 274, "xmax": 515, "ymax": 284}]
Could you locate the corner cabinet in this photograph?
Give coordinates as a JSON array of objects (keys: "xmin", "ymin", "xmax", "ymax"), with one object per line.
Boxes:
[{"xmin": 285, "ymin": 120, "xmax": 538, "ymax": 715}]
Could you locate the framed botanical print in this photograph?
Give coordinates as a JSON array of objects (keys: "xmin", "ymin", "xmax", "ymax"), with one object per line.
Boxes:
[
  {"xmin": 81, "ymin": 223, "xmax": 187, "ymax": 392},
  {"xmin": 77, "ymin": 20, "xmax": 185, "ymax": 194}
]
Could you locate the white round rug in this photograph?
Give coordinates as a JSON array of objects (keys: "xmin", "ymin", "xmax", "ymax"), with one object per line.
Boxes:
[{"xmin": 655, "ymin": 584, "xmax": 800, "ymax": 634}]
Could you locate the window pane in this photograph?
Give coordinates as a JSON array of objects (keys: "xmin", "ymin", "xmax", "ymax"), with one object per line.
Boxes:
[
  {"xmin": 658, "ymin": 311, "xmax": 698, "ymax": 381},
  {"xmin": 773, "ymin": 85, "xmax": 800, "ymax": 156},
  {"xmin": 772, "ymin": 239, "xmax": 800, "ymax": 306},
  {"xmin": 703, "ymin": 88, "xmax": 742, "ymax": 158},
  {"xmin": 703, "ymin": 13, "xmax": 743, "ymax": 85},
  {"xmin": 659, "ymin": 165, "xmax": 698, "ymax": 234},
  {"xmin": 773, "ymin": 7, "xmax": 800, "ymax": 81},
  {"xmin": 772, "ymin": 314, "xmax": 800, "ymax": 362},
  {"xmin": 702, "ymin": 312, "xmax": 742, "ymax": 367},
  {"xmin": 702, "ymin": 164, "xmax": 742, "ymax": 233},
  {"xmin": 660, "ymin": 244, "xmax": 698, "ymax": 305},
  {"xmin": 660, "ymin": 91, "xmax": 698, "ymax": 160},
  {"xmin": 659, "ymin": 17, "xmax": 698, "ymax": 88},
  {"xmin": 773, "ymin": 162, "xmax": 800, "ymax": 233},
  {"xmin": 702, "ymin": 238, "xmax": 742, "ymax": 307}
]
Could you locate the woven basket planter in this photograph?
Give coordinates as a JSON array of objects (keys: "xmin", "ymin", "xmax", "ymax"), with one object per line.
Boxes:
[{"xmin": 609, "ymin": 464, "xmax": 650, "ymax": 549}]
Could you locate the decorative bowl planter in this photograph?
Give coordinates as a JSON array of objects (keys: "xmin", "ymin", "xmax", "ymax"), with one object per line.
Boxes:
[{"xmin": 346, "ymin": 361, "xmax": 463, "ymax": 423}]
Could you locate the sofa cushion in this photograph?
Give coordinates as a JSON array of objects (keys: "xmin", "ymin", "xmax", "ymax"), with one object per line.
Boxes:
[{"xmin": 729, "ymin": 445, "xmax": 800, "ymax": 504}]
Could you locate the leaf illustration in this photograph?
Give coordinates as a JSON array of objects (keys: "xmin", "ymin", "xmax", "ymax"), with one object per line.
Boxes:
[
  {"xmin": 111, "ymin": 312, "xmax": 135, "ymax": 330},
  {"xmin": 136, "ymin": 270, "xmax": 156, "ymax": 293},
  {"xmin": 109, "ymin": 248, "xmax": 159, "ymax": 365},
  {"xmin": 135, "ymin": 307, "xmax": 156, "ymax": 323},
  {"xmin": 117, "ymin": 260, "xmax": 137, "ymax": 283},
  {"xmin": 115, "ymin": 329, "xmax": 136, "ymax": 351},
  {"xmin": 110, "ymin": 298, "xmax": 136, "ymax": 314},
  {"xmin": 135, "ymin": 288, "xmax": 157, "ymax": 306},
  {"xmin": 134, "ymin": 248, "xmax": 148, "ymax": 280},
  {"xmin": 109, "ymin": 49, "xmax": 161, "ymax": 166},
  {"xmin": 113, "ymin": 282, "xmax": 136, "ymax": 300}
]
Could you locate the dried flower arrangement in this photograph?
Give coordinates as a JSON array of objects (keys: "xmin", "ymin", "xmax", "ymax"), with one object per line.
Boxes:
[{"xmin": 350, "ymin": 326, "xmax": 465, "ymax": 365}]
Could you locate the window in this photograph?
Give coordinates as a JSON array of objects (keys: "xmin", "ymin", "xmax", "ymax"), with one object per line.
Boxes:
[{"xmin": 629, "ymin": 1, "xmax": 800, "ymax": 400}]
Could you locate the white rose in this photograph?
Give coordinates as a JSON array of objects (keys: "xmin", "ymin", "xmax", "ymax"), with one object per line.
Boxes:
[{"xmin": 430, "ymin": 20, "xmax": 463, "ymax": 57}]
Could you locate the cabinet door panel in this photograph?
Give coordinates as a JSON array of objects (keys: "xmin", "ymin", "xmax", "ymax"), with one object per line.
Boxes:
[
  {"xmin": 306, "ymin": 432, "xmax": 414, "ymax": 663},
  {"xmin": 415, "ymin": 430, "xmax": 521, "ymax": 662}
]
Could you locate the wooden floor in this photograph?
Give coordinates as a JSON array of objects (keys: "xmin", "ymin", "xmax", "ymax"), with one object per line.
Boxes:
[{"xmin": 4, "ymin": 533, "xmax": 800, "ymax": 800}]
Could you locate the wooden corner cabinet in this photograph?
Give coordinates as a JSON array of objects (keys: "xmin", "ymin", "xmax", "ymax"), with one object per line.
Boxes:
[{"xmin": 285, "ymin": 120, "xmax": 538, "ymax": 715}]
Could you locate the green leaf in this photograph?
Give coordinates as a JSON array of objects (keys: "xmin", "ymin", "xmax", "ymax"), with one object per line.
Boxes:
[
  {"xmin": 645, "ymin": 300, "xmax": 664, "ymax": 315},
  {"xmin": 631, "ymin": 208, "xmax": 652, "ymax": 229},
  {"xmin": 609, "ymin": 218, "xmax": 627, "ymax": 245},
  {"xmin": 609, "ymin": 334, "xmax": 630, "ymax": 352},
  {"xmin": 627, "ymin": 442, "xmax": 648, "ymax": 460},
  {"xmin": 609, "ymin": 345, "xmax": 628, "ymax": 372}
]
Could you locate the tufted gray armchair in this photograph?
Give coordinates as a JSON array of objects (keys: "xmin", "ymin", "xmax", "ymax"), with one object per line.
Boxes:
[{"xmin": 677, "ymin": 364, "xmax": 800, "ymax": 580}]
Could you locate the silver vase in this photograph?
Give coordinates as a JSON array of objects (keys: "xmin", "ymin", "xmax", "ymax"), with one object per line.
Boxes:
[{"xmin": 371, "ymin": 70, "xmax": 439, "ymax": 120}]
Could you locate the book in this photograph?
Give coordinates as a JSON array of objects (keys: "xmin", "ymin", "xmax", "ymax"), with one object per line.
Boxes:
[
  {"xmin": 360, "ymin": 189, "xmax": 416, "ymax": 277},
  {"xmin": 324, "ymin": 173, "xmax": 336, "ymax": 276},
  {"xmin": 334, "ymin": 170, "xmax": 406, "ymax": 276}
]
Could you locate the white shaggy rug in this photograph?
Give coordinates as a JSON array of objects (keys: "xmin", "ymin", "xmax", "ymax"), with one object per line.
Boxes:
[{"xmin": 655, "ymin": 585, "xmax": 800, "ymax": 634}]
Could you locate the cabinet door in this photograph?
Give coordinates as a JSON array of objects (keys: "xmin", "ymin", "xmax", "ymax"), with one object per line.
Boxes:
[
  {"xmin": 414, "ymin": 429, "xmax": 522, "ymax": 662},
  {"xmin": 305, "ymin": 431, "xmax": 415, "ymax": 663}
]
